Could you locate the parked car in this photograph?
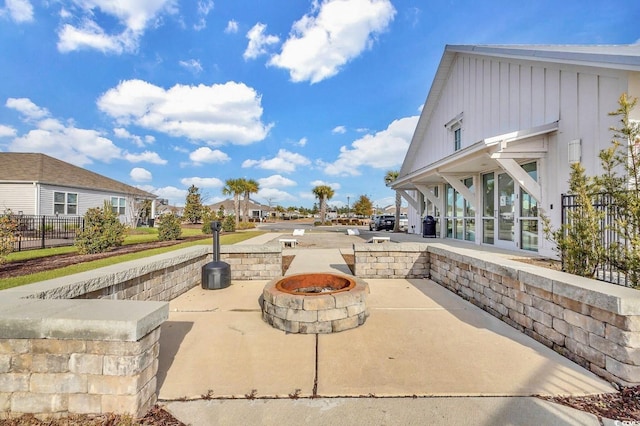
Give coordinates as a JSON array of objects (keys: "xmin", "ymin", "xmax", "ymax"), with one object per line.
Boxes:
[
  {"xmin": 399, "ymin": 215, "xmax": 408, "ymax": 231},
  {"xmin": 372, "ymin": 215, "xmax": 395, "ymax": 231}
]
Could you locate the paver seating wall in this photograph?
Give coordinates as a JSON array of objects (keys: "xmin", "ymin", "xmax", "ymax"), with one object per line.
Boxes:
[
  {"xmin": 1, "ymin": 242, "xmax": 639, "ymax": 419},
  {"xmin": 0, "ymin": 245, "xmax": 280, "ymax": 419},
  {"xmin": 352, "ymin": 242, "xmax": 640, "ymax": 387}
]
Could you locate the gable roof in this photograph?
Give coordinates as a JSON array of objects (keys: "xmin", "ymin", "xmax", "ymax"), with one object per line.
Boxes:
[
  {"xmin": 398, "ymin": 44, "xmax": 640, "ymax": 181},
  {"xmin": 0, "ymin": 153, "xmax": 156, "ymax": 199}
]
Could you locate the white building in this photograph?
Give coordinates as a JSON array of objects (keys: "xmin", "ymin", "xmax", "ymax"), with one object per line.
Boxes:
[
  {"xmin": 392, "ymin": 45, "xmax": 640, "ymax": 257},
  {"xmin": 0, "ymin": 152, "xmax": 157, "ymax": 225}
]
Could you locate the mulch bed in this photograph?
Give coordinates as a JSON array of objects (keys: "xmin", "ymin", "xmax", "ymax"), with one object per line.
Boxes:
[{"xmin": 0, "ymin": 237, "xmax": 207, "ymax": 280}]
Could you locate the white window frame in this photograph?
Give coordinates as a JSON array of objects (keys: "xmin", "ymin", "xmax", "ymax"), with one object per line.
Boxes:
[
  {"xmin": 111, "ymin": 196, "xmax": 126, "ymax": 216},
  {"xmin": 445, "ymin": 112, "xmax": 464, "ymax": 152},
  {"xmin": 54, "ymin": 191, "xmax": 78, "ymax": 215}
]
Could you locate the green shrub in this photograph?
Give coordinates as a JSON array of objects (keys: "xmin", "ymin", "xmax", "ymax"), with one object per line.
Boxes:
[
  {"xmin": 75, "ymin": 201, "xmax": 126, "ymax": 254},
  {"xmin": 222, "ymin": 215, "xmax": 236, "ymax": 232},
  {"xmin": 157, "ymin": 213, "xmax": 182, "ymax": 241},
  {"xmin": 236, "ymin": 221, "xmax": 256, "ymax": 230},
  {"xmin": 0, "ymin": 210, "xmax": 18, "ymax": 263},
  {"xmin": 201, "ymin": 208, "xmax": 218, "ymax": 234}
]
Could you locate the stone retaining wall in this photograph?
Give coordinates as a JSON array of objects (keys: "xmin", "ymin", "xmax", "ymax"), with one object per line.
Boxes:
[
  {"xmin": 0, "ymin": 244, "xmax": 280, "ymax": 419},
  {"xmin": 352, "ymin": 243, "xmax": 429, "ymax": 278},
  {"xmin": 352, "ymin": 242, "xmax": 640, "ymax": 386}
]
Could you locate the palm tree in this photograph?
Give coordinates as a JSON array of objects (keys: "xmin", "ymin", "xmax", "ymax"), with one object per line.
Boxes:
[
  {"xmin": 312, "ymin": 185, "xmax": 335, "ymax": 223},
  {"xmin": 222, "ymin": 178, "xmax": 244, "ymax": 228},
  {"xmin": 384, "ymin": 170, "xmax": 401, "ymax": 232},
  {"xmin": 242, "ymin": 178, "xmax": 259, "ymax": 223}
]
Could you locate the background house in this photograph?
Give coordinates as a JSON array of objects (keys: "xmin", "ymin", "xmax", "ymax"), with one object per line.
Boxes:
[
  {"xmin": 392, "ymin": 44, "xmax": 640, "ymax": 257},
  {"xmin": 208, "ymin": 198, "xmax": 271, "ymax": 221},
  {"xmin": 0, "ymin": 152, "xmax": 156, "ymax": 226}
]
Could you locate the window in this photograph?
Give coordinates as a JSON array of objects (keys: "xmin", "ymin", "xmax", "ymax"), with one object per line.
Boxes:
[
  {"xmin": 444, "ymin": 179, "xmax": 475, "ymax": 241},
  {"xmin": 111, "ymin": 197, "xmax": 126, "ymax": 215},
  {"xmin": 454, "ymin": 127, "xmax": 461, "ymax": 151},
  {"xmin": 520, "ymin": 162, "xmax": 538, "ymax": 251},
  {"xmin": 54, "ymin": 191, "xmax": 78, "ymax": 215},
  {"xmin": 445, "ymin": 113, "xmax": 463, "ymax": 152}
]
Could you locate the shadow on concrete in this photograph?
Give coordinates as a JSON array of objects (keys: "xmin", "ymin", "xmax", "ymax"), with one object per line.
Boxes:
[{"xmin": 157, "ymin": 321, "xmax": 194, "ymax": 391}]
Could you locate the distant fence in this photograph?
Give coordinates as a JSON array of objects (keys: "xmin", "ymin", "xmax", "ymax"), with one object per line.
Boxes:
[
  {"xmin": 560, "ymin": 193, "xmax": 629, "ymax": 287},
  {"xmin": 11, "ymin": 214, "xmax": 84, "ymax": 251}
]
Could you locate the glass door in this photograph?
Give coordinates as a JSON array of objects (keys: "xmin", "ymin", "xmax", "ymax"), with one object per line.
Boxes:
[{"xmin": 497, "ymin": 172, "xmax": 516, "ymax": 248}]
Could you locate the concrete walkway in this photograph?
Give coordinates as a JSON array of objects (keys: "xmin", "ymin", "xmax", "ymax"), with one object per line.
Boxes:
[{"xmin": 159, "ymin": 232, "xmax": 617, "ymax": 425}]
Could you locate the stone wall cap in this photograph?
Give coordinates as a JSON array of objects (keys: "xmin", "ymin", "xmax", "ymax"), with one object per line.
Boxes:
[
  {"xmin": 0, "ymin": 299, "xmax": 168, "ymax": 341},
  {"xmin": 220, "ymin": 245, "xmax": 281, "ymax": 254},
  {"xmin": 352, "ymin": 243, "xmax": 429, "ymax": 252}
]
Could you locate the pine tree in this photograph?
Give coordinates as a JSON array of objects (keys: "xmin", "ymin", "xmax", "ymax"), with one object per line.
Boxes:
[{"xmin": 183, "ymin": 185, "xmax": 204, "ymax": 224}]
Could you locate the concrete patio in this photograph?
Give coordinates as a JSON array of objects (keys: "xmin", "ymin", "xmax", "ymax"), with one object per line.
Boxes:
[{"xmin": 158, "ymin": 231, "xmax": 617, "ymax": 425}]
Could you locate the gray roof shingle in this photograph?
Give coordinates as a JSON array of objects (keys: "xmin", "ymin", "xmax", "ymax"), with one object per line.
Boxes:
[{"xmin": 0, "ymin": 153, "xmax": 156, "ymax": 199}]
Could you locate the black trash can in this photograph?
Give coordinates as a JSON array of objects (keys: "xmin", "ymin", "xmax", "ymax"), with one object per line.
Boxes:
[{"xmin": 422, "ymin": 215, "xmax": 436, "ymax": 238}]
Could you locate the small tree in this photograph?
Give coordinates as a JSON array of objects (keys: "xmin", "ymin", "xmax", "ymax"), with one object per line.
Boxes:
[
  {"xmin": 312, "ymin": 185, "xmax": 335, "ymax": 224},
  {"xmin": 222, "ymin": 178, "xmax": 245, "ymax": 228},
  {"xmin": 543, "ymin": 162, "xmax": 605, "ymax": 277},
  {"xmin": 597, "ymin": 93, "xmax": 640, "ymax": 286},
  {"xmin": 75, "ymin": 201, "xmax": 126, "ymax": 254},
  {"xmin": 201, "ymin": 207, "xmax": 218, "ymax": 234},
  {"xmin": 352, "ymin": 195, "xmax": 373, "ymax": 217},
  {"xmin": 222, "ymin": 215, "xmax": 236, "ymax": 232},
  {"xmin": 183, "ymin": 185, "xmax": 204, "ymax": 224},
  {"xmin": 157, "ymin": 213, "xmax": 182, "ymax": 241},
  {"xmin": 0, "ymin": 210, "xmax": 18, "ymax": 264}
]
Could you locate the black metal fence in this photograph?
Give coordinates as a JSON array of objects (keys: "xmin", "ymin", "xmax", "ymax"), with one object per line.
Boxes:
[
  {"xmin": 11, "ymin": 215, "xmax": 84, "ymax": 251},
  {"xmin": 560, "ymin": 193, "xmax": 629, "ymax": 286}
]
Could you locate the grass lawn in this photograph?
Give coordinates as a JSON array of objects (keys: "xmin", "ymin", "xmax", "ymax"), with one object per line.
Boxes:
[{"xmin": 0, "ymin": 229, "xmax": 266, "ymax": 290}]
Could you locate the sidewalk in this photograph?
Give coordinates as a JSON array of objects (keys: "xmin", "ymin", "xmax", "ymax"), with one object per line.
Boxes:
[{"xmin": 158, "ymin": 232, "xmax": 616, "ymax": 425}]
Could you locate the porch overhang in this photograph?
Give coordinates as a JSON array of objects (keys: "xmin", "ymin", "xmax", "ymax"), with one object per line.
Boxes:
[{"xmin": 392, "ymin": 121, "xmax": 558, "ymax": 204}]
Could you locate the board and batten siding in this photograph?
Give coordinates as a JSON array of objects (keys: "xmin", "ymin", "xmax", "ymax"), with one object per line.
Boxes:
[
  {"xmin": 413, "ymin": 54, "xmax": 630, "ymax": 182},
  {"xmin": 0, "ymin": 183, "xmax": 37, "ymax": 214}
]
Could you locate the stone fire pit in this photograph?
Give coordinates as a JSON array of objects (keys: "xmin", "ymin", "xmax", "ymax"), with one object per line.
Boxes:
[{"xmin": 262, "ymin": 273, "xmax": 369, "ymax": 334}]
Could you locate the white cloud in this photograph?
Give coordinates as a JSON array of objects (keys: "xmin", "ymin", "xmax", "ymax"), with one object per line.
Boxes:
[
  {"xmin": 6, "ymin": 98, "xmax": 49, "ymax": 121},
  {"xmin": 179, "ymin": 59, "xmax": 203, "ymax": 74},
  {"xmin": 225, "ymin": 20, "xmax": 238, "ymax": 34},
  {"xmin": 310, "ymin": 180, "xmax": 341, "ymax": 190},
  {"xmin": 194, "ymin": 0, "xmax": 214, "ymax": 31},
  {"xmin": 258, "ymin": 174, "xmax": 297, "ymax": 188},
  {"xmin": 98, "ymin": 79, "xmax": 272, "ymax": 145},
  {"xmin": 10, "ymin": 125, "xmax": 121, "ymax": 166},
  {"xmin": 256, "ymin": 188, "xmax": 296, "ymax": 203},
  {"xmin": 123, "ymin": 150, "xmax": 167, "ymax": 164},
  {"xmin": 56, "ymin": 0, "xmax": 177, "ymax": 53},
  {"xmin": 243, "ymin": 23, "xmax": 280, "ymax": 60},
  {"xmin": 0, "ymin": 125, "xmax": 17, "ymax": 138},
  {"xmin": 322, "ymin": 115, "xmax": 418, "ymax": 176},
  {"xmin": 180, "ymin": 176, "xmax": 224, "ymax": 188},
  {"xmin": 332, "ymin": 125, "xmax": 346, "ymax": 134},
  {"xmin": 141, "ymin": 185, "xmax": 188, "ymax": 207},
  {"xmin": 296, "ymin": 137, "xmax": 307, "ymax": 147},
  {"xmin": 113, "ymin": 127, "xmax": 153, "ymax": 147},
  {"xmin": 268, "ymin": 0, "xmax": 395, "ymax": 83},
  {"xmin": 189, "ymin": 147, "xmax": 230, "ymax": 164},
  {"xmin": 5, "ymin": 97, "xmax": 124, "ymax": 166},
  {"xmin": 242, "ymin": 149, "xmax": 311, "ymax": 173},
  {"xmin": 1, "ymin": 0, "xmax": 34, "ymax": 23},
  {"xmin": 130, "ymin": 167, "xmax": 152, "ymax": 182}
]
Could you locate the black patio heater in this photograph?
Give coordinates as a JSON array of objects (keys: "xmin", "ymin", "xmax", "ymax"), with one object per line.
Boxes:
[{"xmin": 201, "ymin": 221, "xmax": 231, "ymax": 290}]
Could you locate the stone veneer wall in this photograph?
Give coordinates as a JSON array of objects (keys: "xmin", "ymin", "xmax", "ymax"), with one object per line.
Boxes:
[
  {"xmin": 0, "ymin": 244, "xmax": 280, "ymax": 419},
  {"xmin": 352, "ymin": 243, "xmax": 429, "ymax": 278},
  {"xmin": 0, "ymin": 327, "xmax": 160, "ymax": 418},
  {"xmin": 352, "ymin": 242, "xmax": 640, "ymax": 386}
]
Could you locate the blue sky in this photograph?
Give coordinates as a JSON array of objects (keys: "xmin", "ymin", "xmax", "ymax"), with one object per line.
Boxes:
[{"xmin": 1, "ymin": 0, "xmax": 639, "ymax": 209}]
